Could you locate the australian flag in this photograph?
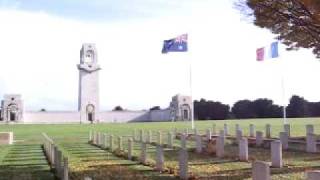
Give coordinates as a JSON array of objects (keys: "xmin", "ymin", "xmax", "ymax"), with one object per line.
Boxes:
[{"xmin": 162, "ymin": 34, "xmax": 188, "ymax": 53}]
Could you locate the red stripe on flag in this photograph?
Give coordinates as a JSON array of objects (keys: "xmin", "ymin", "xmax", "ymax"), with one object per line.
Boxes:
[{"xmin": 256, "ymin": 48, "xmax": 265, "ymax": 61}]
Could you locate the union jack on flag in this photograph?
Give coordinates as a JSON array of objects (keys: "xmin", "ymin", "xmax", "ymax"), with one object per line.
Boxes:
[{"xmin": 162, "ymin": 34, "xmax": 188, "ymax": 53}]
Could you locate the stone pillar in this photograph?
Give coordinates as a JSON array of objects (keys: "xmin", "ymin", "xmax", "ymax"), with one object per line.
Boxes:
[
  {"xmin": 146, "ymin": 130, "xmax": 151, "ymax": 143},
  {"xmin": 128, "ymin": 138, "xmax": 133, "ymax": 160},
  {"xmin": 117, "ymin": 136, "xmax": 122, "ymax": 150},
  {"xmin": 157, "ymin": 131, "xmax": 162, "ymax": 145},
  {"xmin": 194, "ymin": 128, "xmax": 198, "ymax": 136},
  {"xmin": 306, "ymin": 125, "xmax": 314, "ymax": 135},
  {"xmin": 54, "ymin": 146, "xmax": 58, "ymax": 170},
  {"xmin": 92, "ymin": 131, "xmax": 96, "ymax": 145},
  {"xmin": 56, "ymin": 150, "xmax": 62, "ymax": 178},
  {"xmin": 306, "ymin": 133, "xmax": 317, "ymax": 153},
  {"xmin": 173, "ymin": 128, "xmax": 177, "ymax": 138},
  {"xmin": 181, "ymin": 133, "xmax": 187, "ymax": 149},
  {"xmin": 89, "ymin": 130, "xmax": 92, "ymax": 142},
  {"xmin": 97, "ymin": 132, "xmax": 101, "ymax": 146},
  {"xmin": 249, "ymin": 124, "xmax": 255, "ymax": 137},
  {"xmin": 102, "ymin": 133, "xmax": 106, "ymax": 148},
  {"xmin": 284, "ymin": 124, "xmax": 291, "ymax": 137},
  {"xmin": 206, "ymin": 129, "xmax": 212, "ymax": 141},
  {"xmin": 212, "ymin": 124, "xmax": 216, "ymax": 135},
  {"xmin": 109, "ymin": 135, "xmax": 114, "ymax": 151},
  {"xmin": 252, "ymin": 161, "xmax": 270, "ymax": 180},
  {"xmin": 216, "ymin": 136, "xmax": 224, "ymax": 158},
  {"xmin": 168, "ymin": 132, "xmax": 173, "ymax": 148},
  {"xmin": 140, "ymin": 142, "xmax": 147, "ymax": 164},
  {"xmin": 156, "ymin": 145, "xmax": 164, "ymax": 171},
  {"xmin": 239, "ymin": 138, "xmax": 248, "ymax": 161},
  {"xmin": 195, "ymin": 135, "xmax": 202, "ymax": 153},
  {"xmin": 236, "ymin": 129, "xmax": 243, "ymax": 143},
  {"xmin": 179, "ymin": 148, "xmax": 188, "ymax": 180},
  {"xmin": 266, "ymin": 124, "xmax": 271, "ymax": 138},
  {"xmin": 184, "ymin": 128, "xmax": 189, "ymax": 135},
  {"xmin": 236, "ymin": 124, "xmax": 241, "ymax": 134},
  {"xmin": 271, "ymin": 140, "xmax": 282, "ymax": 168},
  {"xmin": 133, "ymin": 129, "xmax": 137, "ymax": 141},
  {"xmin": 63, "ymin": 157, "xmax": 68, "ymax": 180},
  {"xmin": 219, "ymin": 130, "xmax": 225, "ymax": 138},
  {"xmin": 224, "ymin": 124, "xmax": 229, "ymax": 136},
  {"xmin": 279, "ymin": 132, "xmax": 288, "ymax": 150},
  {"xmin": 256, "ymin": 131, "xmax": 264, "ymax": 147},
  {"xmin": 139, "ymin": 130, "xmax": 144, "ymax": 142},
  {"xmin": 306, "ymin": 170, "xmax": 320, "ymax": 180}
]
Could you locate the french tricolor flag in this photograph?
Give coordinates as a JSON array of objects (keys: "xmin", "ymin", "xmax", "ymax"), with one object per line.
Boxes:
[{"xmin": 256, "ymin": 42, "xmax": 279, "ymax": 61}]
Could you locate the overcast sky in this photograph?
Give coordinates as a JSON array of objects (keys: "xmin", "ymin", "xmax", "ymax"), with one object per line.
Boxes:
[{"xmin": 0, "ymin": 0, "xmax": 319, "ymax": 111}]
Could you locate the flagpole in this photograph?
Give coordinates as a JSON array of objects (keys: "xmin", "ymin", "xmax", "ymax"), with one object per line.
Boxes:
[
  {"xmin": 281, "ymin": 66, "xmax": 287, "ymax": 124},
  {"xmin": 189, "ymin": 58, "xmax": 194, "ymax": 129}
]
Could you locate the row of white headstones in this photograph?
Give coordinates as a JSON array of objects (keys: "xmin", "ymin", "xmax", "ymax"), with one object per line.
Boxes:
[{"xmin": 89, "ymin": 124, "xmax": 319, "ymax": 180}]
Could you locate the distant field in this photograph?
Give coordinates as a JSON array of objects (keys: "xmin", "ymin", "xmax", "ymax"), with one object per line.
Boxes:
[{"xmin": 0, "ymin": 118, "xmax": 319, "ymax": 179}]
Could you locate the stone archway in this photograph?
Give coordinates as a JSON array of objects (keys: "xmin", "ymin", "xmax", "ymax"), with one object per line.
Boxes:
[
  {"xmin": 86, "ymin": 104, "xmax": 95, "ymax": 122},
  {"xmin": 180, "ymin": 104, "xmax": 191, "ymax": 121},
  {"xmin": 6, "ymin": 104, "xmax": 18, "ymax": 122}
]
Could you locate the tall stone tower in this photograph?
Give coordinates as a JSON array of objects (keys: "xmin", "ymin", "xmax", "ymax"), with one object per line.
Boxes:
[{"xmin": 78, "ymin": 43, "xmax": 101, "ymax": 122}]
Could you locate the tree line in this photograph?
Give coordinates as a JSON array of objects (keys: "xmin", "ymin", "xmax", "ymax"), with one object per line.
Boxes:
[{"xmin": 194, "ymin": 95, "xmax": 320, "ymax": 120}]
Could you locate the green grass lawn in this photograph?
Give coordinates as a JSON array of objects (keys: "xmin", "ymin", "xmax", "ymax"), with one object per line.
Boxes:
[{"xmin": 0, "ymin": 118, "xmax": 319, "ymax": 179}]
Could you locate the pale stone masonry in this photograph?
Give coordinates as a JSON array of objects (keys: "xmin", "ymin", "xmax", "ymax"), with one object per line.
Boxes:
[
  {"xmin": 206, "ymin": 129, "xmax": 212, "ymax": 140},
  {"xmin": 0, "ymin": 44, "xmax": 193, "ymax": 124},
  {"xmin": 306, "ymin": 125, "xmax": 314, "ymax": 135},
  {"xmin": 179, "ymin": 148, "xmax": 188, "ymax": 180},
  {"xmin": 146, "ymin": 130, "xmax": 151, "ymax": 143},
  {"xmin": 167, "ymin": 132, "xmax": 173, "ymax": 148},
  {"xmin": 0, "ymin": 132, "xmax": 13, "ymax": 145},
  {"xmin": 252, "ymin": 161, "xmax": 270, "ymax": 180},
  {"xmin": 224, "ymin": 124, "xmax": 229, "ymax": 136},
  {"xmin": 140, "ymin": 142, "xmax": 147, "ymax": 164},
  {"xmin": 279, "ymin": 132, "xmax": 289, "ymax": 150},
  {"xmin": 249, "ymin": 124, "xmax": 255, "ymax": 137},
  {"xmin": 216, "ymin": 136, "xmax": 224, "ymax": 158},
  {"xmin": 128, "ymin": 138, "xmax": 133, "ymax": 160},
  {"xmin": 256, "ymin": 131, "xmax": 264, "ymax": 147},
  {"xmin": 306, "ymin": 170, "xmax": 320, "ymax": 180},
  {"xmin": 271, "ymin": 140, "xmax": 282, "ymax": 168},
  {"xmin": 239, "ymin": 138, "xmax": 248, "ymax": 161},
  {"xmin": 306, "ymin": 133, "xmax": 317, "ymax": 153},
  {"xmin": 156, "ymin": 145, "xmax": 164, "ymax": 171},
  {"xmin": 212, "ymin": 124, "xmax": 216, "ymax": 135},
  {"xmin": 157, "ymin": 131, "xmax": 162, "ymax": 145},
  {"xmin": 181, "ymin": 133, "xmax": 187, "ymax": 149},
  {"xmin": 109, "ymin": 135, "xmax": 114, "ymax": 150},
  {"xmin": 284, "ymin": 124, "xmax": 291, "ymax": 137},
  {"xmin": 266, "ymin": 124, "xmax": 271, "ymax": 138},
  {"xmin": 195, "ymin": 135, "xmax": 202, "ymax": 153},
  {"xmin": 236, "ymin": 129, "xmax": 243, "ymax": 143}
]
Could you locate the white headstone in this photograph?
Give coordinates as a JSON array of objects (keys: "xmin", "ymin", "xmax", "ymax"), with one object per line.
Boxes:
[
  {"xmin": 239, "ymin": 138, "xmax": 248, "ymax": 161},
  {"xmin": 271, "ymin": 140, "xmax": 282, "ymax": 168},
  {"xmin": 252, "ymin": 161, "xmax": 270, "ymax": 180}
]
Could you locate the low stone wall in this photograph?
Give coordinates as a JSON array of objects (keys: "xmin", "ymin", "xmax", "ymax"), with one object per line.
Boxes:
[
  {"xmin": 14, "ymin": 109, "xmax": 172, "ymax": 124},
  {"xmin": 0, "ymin": 132, "xmax": 13, "ymax": 145},
  {"xmin": 98, "ymin": 111, "xmax": 150, "ymax": 123},
  {"xmin": 23, "ymin": 111, "xmax": 80, "ymax": 124}
]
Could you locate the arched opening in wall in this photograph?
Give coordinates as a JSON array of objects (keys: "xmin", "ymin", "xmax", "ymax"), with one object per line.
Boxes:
[
  {"xmin": 183, "ymin": 109, "xmax": 189, "ymax": 120},
  {"xmin": 7, "ymin": 104, "xmax": 18, "ymax": 122},
  {"xmin": 86, "ymin": 104, "xmax": 95, "ymax": 122},
  {"xmin": 181, "ymin": 104, "xmax": 191, "ymax": 121},
  {"xmin": 9, "ymin": 112, "xmax": 16, "ymax": 121}
]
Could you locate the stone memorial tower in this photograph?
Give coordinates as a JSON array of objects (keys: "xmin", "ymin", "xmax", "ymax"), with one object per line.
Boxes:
[{"xmin": 78, "ymin": 43, "xmax": 101, "ymax": 122}]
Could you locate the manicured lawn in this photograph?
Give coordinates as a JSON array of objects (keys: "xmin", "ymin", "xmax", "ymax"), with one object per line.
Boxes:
[{"xmin": 0, "ymin": 118, "xmax": 319, "ymax": 179}]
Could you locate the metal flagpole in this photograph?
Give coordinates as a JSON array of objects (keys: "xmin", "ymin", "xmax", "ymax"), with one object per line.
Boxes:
[
  {"xmin": 281, "ymin": 75, "xmax": 287, "ymax": 124},
  {"xmin": 189, "ymin": 57, "xmax": 195, "ymax": 129}
]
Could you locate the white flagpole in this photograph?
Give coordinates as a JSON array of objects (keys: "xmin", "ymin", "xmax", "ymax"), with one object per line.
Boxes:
[
  {"xmin": 189, "ymin": 59, "xmax": 194, "ymax": 129},
  {"xmin": 281, "ymin": 75, "xmax": 287, "ymax": 124}
]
